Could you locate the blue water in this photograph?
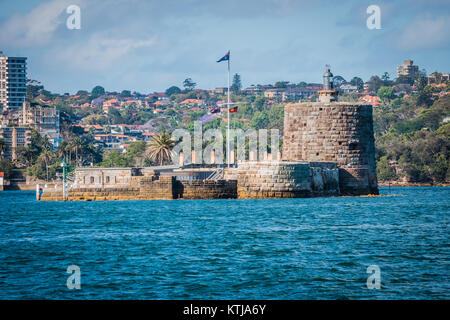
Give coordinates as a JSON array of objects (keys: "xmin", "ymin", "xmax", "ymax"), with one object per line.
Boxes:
[{"xmin": 0, "ymin": 187, "xmax": 449, "ymax": 299}]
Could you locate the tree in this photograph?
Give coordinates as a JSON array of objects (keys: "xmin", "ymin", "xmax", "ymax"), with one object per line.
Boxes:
[
  {"xmin": 332, "ymin": 75, "xmax": 346, "ymax": 89},
  {"xmin": 76, "ymin": 90, "xmax": 89, "ymax": 96},
  {"xmin": 377, "ymin": 156, "xmax": 397, "ymax": 181},
  {"xmin": 253, "ymin": 96, "xmax": 266, "ymax": 111},
  {"xmin": 69, "ymin": 137, "xmax": 86, "ymax": 166},
  {"xmin": 108, "ymin": 107, "xmax": 124, "ymax": 124},
  {"xmin": 101, "ymin": 150, "xmax": 129, "ymax": 167},
  {"xmin": 39, "ymin": 149, "xmax": 55, "ymax": 181},
  {"xmin": 144, "ymin": 133, "xmax": 175, "ymax": 166},
  {"xmin": 414, "ymin": 69, "xmax": 428, "ymax": 91},
  {"xmin": 125, "ymin": 141, "xmax": 147, "ymax": 166},
  {"xmin": 91, "ymin": 85, "xmax": 105, "ymax": 97},
  {"xmin": 414, "ymin": 76, "xmax": 427, "ymax": 91},
  {"xmin": 275, "ymin": 81, "xmax": 289, "ymax": 88},
  {"xmin": 15, "ymin": 146, "xmax": 34, "ymax": 166},
  {"xmin": 416, "ymin": 86, "xmax": 433, "ymax": 107},
  {"xmin": 120, "ymin": 90, "xmax": 132, "ymax": 97},
  {"xmin": 0, "ymin": 159, "xmax": 13, "ymax": 179},
  {"xmin": 231, "ymin": 74, "xmax": 242, "ymax": 94},
  {"xmin": 377, "ymin": 86, "xmax": 395, "ymax": 101},
  {"xmin": 350, "ymin": 77, "xmax": 364, "ymax": 91},
  {"xmin": 0, "ymin": 138, "xmax": 6, "ymax": 158},
  {"xmin": 26, "ymin": 79, "xmax": 44, "ymax": 100},
  {"xmin": 381, "ymin": 72, "xmax": 392, "ymax": 86},
  {"xmin": 251, "ymin": 112, "xmax": 270, "ymax": 130},
  {"xmin": 165, "ymin": 86, "xmax": 181, "ymax": 96},
  {"xmin": 367, "ymin": 76, "xmax": 383, "ymax": 93},
  {"xmin": 183, "ymin": 78, "xmax": 196, "ymax": 91},
  {"xmin": 395, "ymin": 75, "xmax": 413, "ymax": 86}
]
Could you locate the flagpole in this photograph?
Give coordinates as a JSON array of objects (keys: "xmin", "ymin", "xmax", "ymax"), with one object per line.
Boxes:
[{"xmin": 227, "ymin": 51, "xmax": 230, "ymax": 168}]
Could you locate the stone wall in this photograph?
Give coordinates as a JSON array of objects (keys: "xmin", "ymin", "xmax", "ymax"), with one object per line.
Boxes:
[
  {"xmin": 40, "ymin": 187, "xmax": 141, "ymax": 201},
  {"xmin": 40, "ymin": 174, "xmax": 237, "ymax": 201},
  {"xmin": 139, "ymin": 176, "xmax": 175, "ymax": 199},
  {"xmin": 74, "ymin": 168, "xmax": 140, "ymax": 189},
  {"xmin": 282, "ymin": 102, "xmax": 378, "ymax": 195},
  {"xmin": 175, "ymin": 180, "xmax": 237, "ymax": 199},
  {"xmin": 224, "ymin": 161, "xmax": 339, "ymax": 199}
]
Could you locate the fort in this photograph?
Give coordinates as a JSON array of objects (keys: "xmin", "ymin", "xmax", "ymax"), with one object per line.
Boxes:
[{"xmin": 39, "ymin": 67, "xmax": 378, "ymax": 201}]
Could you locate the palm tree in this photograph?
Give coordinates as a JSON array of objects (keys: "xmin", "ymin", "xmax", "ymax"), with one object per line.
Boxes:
[
  {"xmin": 0, "ymin": 138, "xmax": 7, "ymax": 158},
  {"xmin": 144, "ymin": 133, "xmax": 175, "ymax": 166},
  {"xmin": 40, "ymin": 149, "xmax": 54, "ymax": 182},
  {"xmin": 57, "ymin": 141, "xmax": 69, "ymax": 160},
  {"xmin": 69, "ymin": 137, "xmax": 85, "ymax": 166}
]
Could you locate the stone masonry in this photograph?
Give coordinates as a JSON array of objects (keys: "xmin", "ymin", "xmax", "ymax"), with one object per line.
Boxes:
[
  {"xmin": 224, "ymin": 161, "xmax": 339, "ymax": 198},
  {"xmin": 40, "ymin": 174, "xmax": 237, "ymax": 201},
  {"xmin": 282, "ymin": 102, "xmax": 378, "ymax": 195}
]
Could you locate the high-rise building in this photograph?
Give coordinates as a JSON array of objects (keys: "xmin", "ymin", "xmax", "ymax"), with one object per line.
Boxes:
[
  {"xmin": 0, "ymin": 125, "xmax": 31, "ymax": 160},
  {"xmin": 22, "ymin": 101, "xmax": 61, "ymax": 149},
  {"xmin": 396, "ymin": 60, "xmax": 419, "ymax": 82},
  {"xmin": 0, "ymin": 51, "xmax": 27, "ymax": 111}
]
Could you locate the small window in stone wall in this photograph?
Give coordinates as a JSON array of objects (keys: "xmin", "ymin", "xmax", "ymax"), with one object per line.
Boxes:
[
  {"xmin": 90, "ymin": 176, "xmax": 95, "ymax": 184},
  {"xmin": 349, "ymin": 142, "xmax": 358, "ymax": 150},
  {"xmin": 106, "ymin": 176, "xmax": 110, "ymax": 183}
]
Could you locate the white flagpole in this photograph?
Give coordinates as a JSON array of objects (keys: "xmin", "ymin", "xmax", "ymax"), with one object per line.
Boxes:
[{"xmin": 227, "ymin": 51, "xmax": 231, "ymax": 168}]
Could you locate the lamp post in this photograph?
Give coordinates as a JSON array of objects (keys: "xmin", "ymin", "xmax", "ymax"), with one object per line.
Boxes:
[{"xmin": 61, "ymin": 157, "xmax": 67, "ymax": 201}]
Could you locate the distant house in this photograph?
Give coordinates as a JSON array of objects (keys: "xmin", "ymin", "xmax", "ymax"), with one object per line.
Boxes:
[
  {"xmin": 147, "ymin": 92, "xmax": 167, "ymax": 100},
  {"xmin": 242, "ymin": 85, "xmax": 263, "ymax": 95},
  {"xmin": 360, "ymin": 95, "xmax": 381, "ymax": 106},
  {"xmin": 339, "ymin": 84, "xmax": 358, "ymax": 94},
  {"xmin": 427, "ymin": 72, "xmax": 450, "ymax": 84},
  {"xmin": 281, "ymin": 88, "xmax": 318, "ymax": 101},
  {"xmin": 102, "ymin": 98, "xmax": 120, "ymax": 112},
  {"xmin": 39, "ymin": 98, "xmax": 53, "ymax": 105},
  {"xmin": 263, "ymin": 88, "xmax": 284, "ymax": 100},
  {"xmin": 91, "ymin": 98, "xmax": 105, "ymax": 107},
  {"xmin": 180, "ymin": 99, "xmax": 205, "ymax": 106},
  {"xmin": 94, "ymin": 134, "xmax": 131, "ymax": 148},
  {"xmin": 142, "ymin": 132, "xmax": 155, "ymax": 141},
  {"xmin": 73, "ymin": 124, "xmax": 104, "ymax": 134},
  {"xmin": 214, "ymin": 87, "xmax": 227, "ymax": 95},
  {"xmin": 153, "ymin": 100, "xmax": 171, "ymax": 107}
]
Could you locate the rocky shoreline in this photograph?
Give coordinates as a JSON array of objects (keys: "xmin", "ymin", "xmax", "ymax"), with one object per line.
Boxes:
[{"xmin": 378, "ymin": 181, "xmax": 449, "ymax": 187}]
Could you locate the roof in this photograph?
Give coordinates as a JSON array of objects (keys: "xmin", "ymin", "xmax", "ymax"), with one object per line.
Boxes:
[{"xmin": 180, "ymin": 99, "xmax": 204, "ymax": 105}]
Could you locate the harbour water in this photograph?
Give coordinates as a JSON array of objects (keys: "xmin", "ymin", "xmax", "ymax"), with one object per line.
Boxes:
[{"xmin": 0, "ymin": 187, "xmax": 448, "ymax": 299}]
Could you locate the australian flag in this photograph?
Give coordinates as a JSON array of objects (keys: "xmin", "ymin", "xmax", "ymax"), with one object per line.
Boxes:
[{"xmin": 217, "ymin": 51, "xmax": 230, "ymax": 63}]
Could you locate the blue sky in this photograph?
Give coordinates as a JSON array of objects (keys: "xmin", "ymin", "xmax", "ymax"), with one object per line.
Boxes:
[{"xmin": 1, "ymin": 0, "xmax": 449, "ymax": 94}]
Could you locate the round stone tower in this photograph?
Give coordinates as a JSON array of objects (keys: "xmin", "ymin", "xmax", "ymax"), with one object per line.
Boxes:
[{"xmin": 282, "ymin": 67, "xmax": 378, "ymax": 195}]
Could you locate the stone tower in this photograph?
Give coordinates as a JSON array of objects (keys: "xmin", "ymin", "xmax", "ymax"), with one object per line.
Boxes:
[{"xmin": 282, "ymin": 67, "xmax": 378, "ymax": 195}]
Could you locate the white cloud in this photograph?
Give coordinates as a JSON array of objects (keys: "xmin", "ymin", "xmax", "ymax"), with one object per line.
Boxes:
[
  {"xmin": 0, "ymin": 0, "xmax": 76, "ymax": 47},
  {"xmin": 52, "ymin": 33, "xmax": 156, "ymax": 70},
  {"xmin": 396, "ymin": 15, "xmax": 450, "ymax": 51}
]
